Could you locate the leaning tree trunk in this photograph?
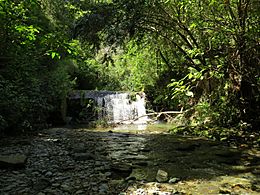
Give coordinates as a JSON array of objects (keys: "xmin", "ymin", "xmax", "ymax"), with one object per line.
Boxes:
[{"xmin": 236, "ymin": 0, "xmax": 260, "ymax": 129}]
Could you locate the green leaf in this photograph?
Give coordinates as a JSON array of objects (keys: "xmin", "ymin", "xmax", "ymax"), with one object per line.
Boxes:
[
  {"xmin": 51, "ymin": 52, "xmax": 56, "ymax": 59},
  {"xmin": 186, "ymin": 91, "xmax": 194, "ymax": 97}
]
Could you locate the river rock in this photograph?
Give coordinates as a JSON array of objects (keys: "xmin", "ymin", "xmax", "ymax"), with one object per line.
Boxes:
[
  {"xmin": 133, "ymin": 160, "xmax": 149, "ymax": 167},
  {"xmin": 61, "ymin": 184, "xmax": 73, "ymax": 192},
  {"xmin": 156, "ymin": 169, "xmax": 168, "ymax": 183},
  {"xmin": 99, "ymin": 183, "xmax": 109, "ymax": 193},
  {"xmin": 111, "ymin": 163, "xmax": 132, "ymax": 172},
  {"xmin": 72, "ymin": 143, "xmax": 87, "ymax": 153},
  {"xmin": 176, "ymin": 143, "xmax": 200, "ymax": 151},
  {"xmin": 36, "ymin": 192, "xmax": 45, "ymax": 195},
  {"xmin": 33, "ymin": 178, "xmax": 50, "ymax": 191},
  {"xmin": 169, "ymin": 177, "xmax": 181, "ymax": 183},
  {"xmin": 219, "ymin": 187, "xmax": 232, "ymax": 194},
  {"xmin": 129, "ymin": 168, "xmax": 155, "ymax": 182},
  {"xmin": 73, "ymin": 153, "xmax": 95, "ymax": 161},
  {"xmin": 0, "ymin": 154, "xmax": 27, "ymax": 169}
]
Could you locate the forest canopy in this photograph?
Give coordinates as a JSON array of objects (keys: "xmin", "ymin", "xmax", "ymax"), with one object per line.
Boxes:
[{"xmin": 0, "ymin": 0, "xmax": 259, "ymax": 138}]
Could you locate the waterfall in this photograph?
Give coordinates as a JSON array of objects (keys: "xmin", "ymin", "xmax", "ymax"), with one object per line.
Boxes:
[
  {"xmin": 68, "ymin": 90, "xmax": 148, "ymax": 124},
  {"xmin": 96, "ymin": 92, "xmax": 148, "ymax": 124}
]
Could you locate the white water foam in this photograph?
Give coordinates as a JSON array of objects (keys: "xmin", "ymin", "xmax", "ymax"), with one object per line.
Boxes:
[
  {"xmin": 69, "ymin": 90, "xmax": 148, "ymax": 124},
  {"xmin": 97, "ymin": 92, "xmax": 148, "ymax": 124}
]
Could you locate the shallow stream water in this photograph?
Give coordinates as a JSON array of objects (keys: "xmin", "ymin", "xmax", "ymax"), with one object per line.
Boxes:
[{"xmin": 0, "ymin": 124, "xmax": 259, "ymax": 194}]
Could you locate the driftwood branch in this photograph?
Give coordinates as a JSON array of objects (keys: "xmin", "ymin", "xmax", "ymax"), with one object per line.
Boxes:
[
  {"xmin": 115, "ymin": 110, "xmax": 184, "ymax": 124},
  {"xmin": 133, "ymin": 110, "xmax": 184, "ymax": 121}
]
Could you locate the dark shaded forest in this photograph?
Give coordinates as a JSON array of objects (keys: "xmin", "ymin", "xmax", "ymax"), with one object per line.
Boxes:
[{"xmin": 0, "ymin": 0, "xmax": 259, "ymax": 142}]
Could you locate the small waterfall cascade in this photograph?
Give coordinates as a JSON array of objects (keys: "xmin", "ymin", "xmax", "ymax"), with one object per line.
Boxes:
[{"xmin": 68, "ymin": 90, "xmax": 148, "ymax": 124}]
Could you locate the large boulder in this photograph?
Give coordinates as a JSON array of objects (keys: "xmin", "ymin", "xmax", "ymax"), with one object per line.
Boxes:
[{"xmin": 0, "ymin": 154, "xmax": 27, "ymax": 169}]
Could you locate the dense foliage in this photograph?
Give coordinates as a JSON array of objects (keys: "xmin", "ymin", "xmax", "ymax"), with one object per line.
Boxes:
[
  {"xmin": 0, "ymin": 0, "xmax": 259, "ymax": 137},
  {"xmin": 74, "ymin": 0, "xmax": 259, "ymax": 129},
  {"xmin": 0, "ymin": 0, "xmax": 75, "ymax": 133}
]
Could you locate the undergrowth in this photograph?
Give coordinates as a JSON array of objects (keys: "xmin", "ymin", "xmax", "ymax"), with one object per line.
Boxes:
[{"xmin": 168, "ymin": 99, "xmax": 260, "ymax": 147}]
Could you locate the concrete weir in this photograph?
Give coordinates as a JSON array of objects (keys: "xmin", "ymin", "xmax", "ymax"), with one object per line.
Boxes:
[{"xmin": 67, "ymin": 90, "xmax": 148, "ymax": 124}]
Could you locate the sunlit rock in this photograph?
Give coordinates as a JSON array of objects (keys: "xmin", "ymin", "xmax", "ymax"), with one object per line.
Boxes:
[{"xmin": 156, "ymin": 169, "xmax": 168, "ymax": 183}]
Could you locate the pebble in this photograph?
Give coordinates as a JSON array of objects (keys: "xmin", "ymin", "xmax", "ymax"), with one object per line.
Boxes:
[
  {"xmin": 61, "ymin": 184, "xmax": 71, "ymax": 192},
  {"xmin": 45, "ymin": 171, "xmax": 53, "ymax": 177},
  {"xmin": 52, "ymin": 183, "xmax": 60, "ymax": 187},
  {"xmin": 99, "ymin": 183, "xmax": 109, "ymax": 194},
  {"xmin": 104, "ymin": 171, "xmax": 112, "ymax": 177},
  {"xmin": 37, "ymin": 192, "xmax": 45, "ymax": 195},
  {"xmin": 75, "ymin": 190, "xmax": 85, "ymax": 194},
  {"xmin": 169, "ymin": 177, "xmax": 180, "ymax": 184}
]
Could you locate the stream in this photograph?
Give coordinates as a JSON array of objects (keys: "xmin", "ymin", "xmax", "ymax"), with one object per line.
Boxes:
[{"xmin": 0, "ymin": 124, "xmax": 259, "ymax": 194}]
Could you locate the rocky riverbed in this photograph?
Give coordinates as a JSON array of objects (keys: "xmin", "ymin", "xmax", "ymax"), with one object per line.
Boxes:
[{"xmin": 0, "ymin": 126, "xmax": 260, "ymax": 194}]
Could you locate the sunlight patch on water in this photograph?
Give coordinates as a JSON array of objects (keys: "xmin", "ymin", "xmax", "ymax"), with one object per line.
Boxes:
[
  {"xmin": 78, "ymin": 122, "xmax": 176, "ymax": 134},
  {"xmin": 110, "ymin": 123, "xmax": 175, "ymax": 134}
]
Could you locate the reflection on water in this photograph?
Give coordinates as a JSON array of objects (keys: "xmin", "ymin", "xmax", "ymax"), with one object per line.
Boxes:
[{"xmin": 113, "ymin": 124, "xmax": 147, "ymax": 131}]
